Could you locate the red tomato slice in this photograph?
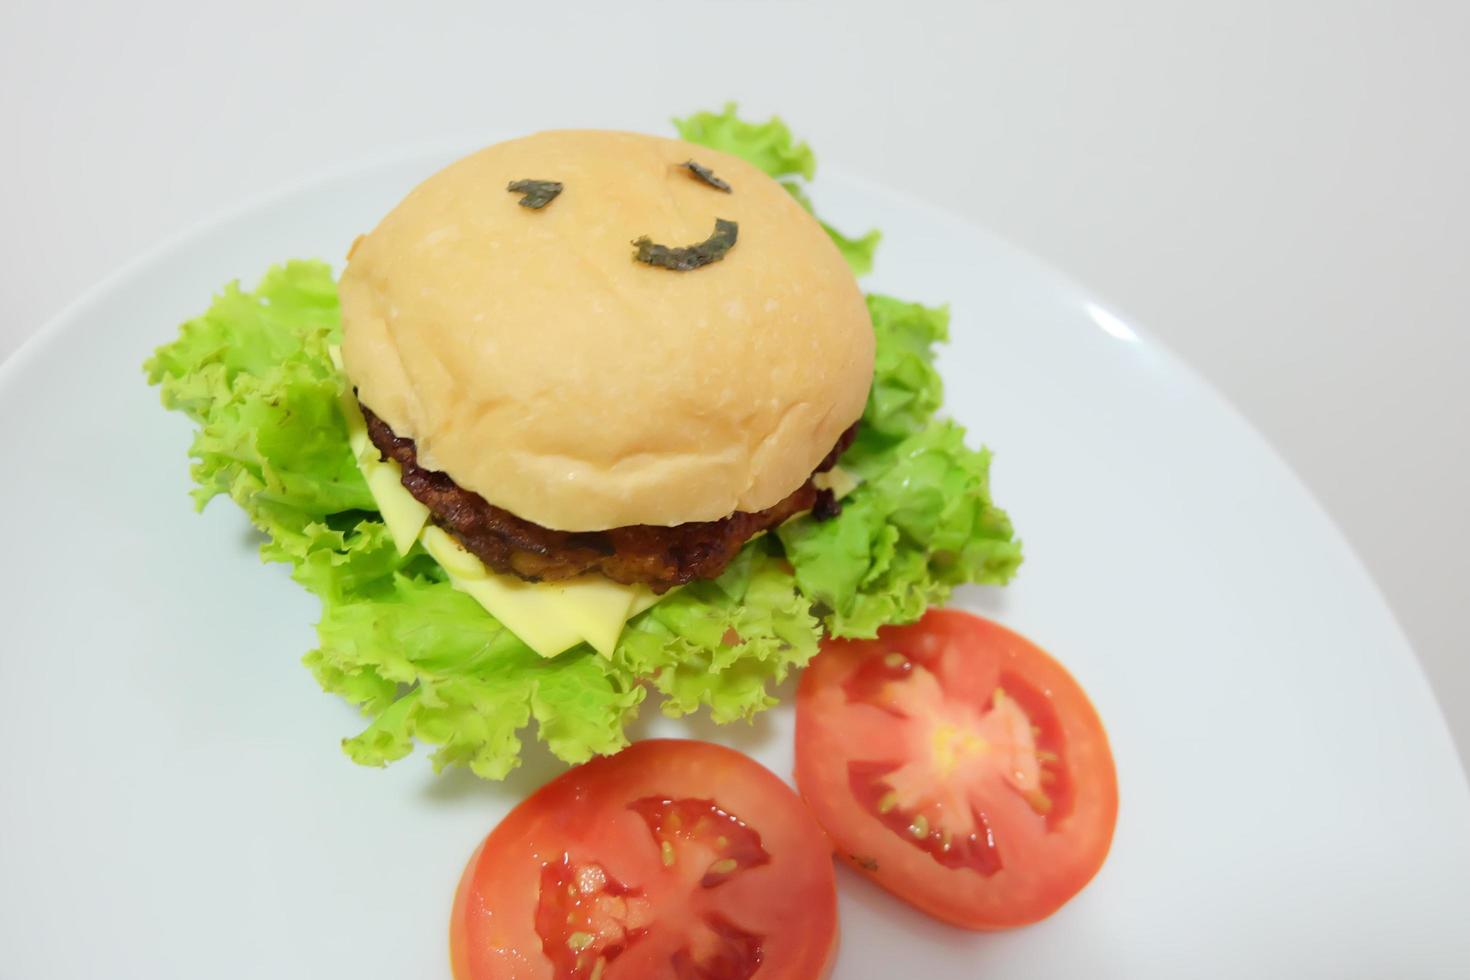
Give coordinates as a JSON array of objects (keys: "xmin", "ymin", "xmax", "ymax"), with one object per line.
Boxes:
[
  {"xmin": 795, "ymin": 609, "xmax": 1117, "ymax": 930},
  {"xmin": 450, "ymin": 739, "xmax": 838, "ymax": 980}
]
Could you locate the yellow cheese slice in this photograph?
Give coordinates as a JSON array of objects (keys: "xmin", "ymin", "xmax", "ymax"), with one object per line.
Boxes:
[
  {"xmin": 420, "ymin": 525, "xmax": 640, "ymax": 658},
  {"xmin": 628, "ymin": 587, "xmax": 666, "ymax": 618},
  {"xmin": 363, "ymin": 458, "xmax": 429, "ymax": 555},
  {"xmin": 546, "ymin": 577, "xmax": 638, "ymax": 658},
  {"xmin": 335, "ymin": 387, "xmax": 428, "ymax": 555},
  {"xmin": 421, "ymin": 527, "xmax": 586, "ymax": 657}
]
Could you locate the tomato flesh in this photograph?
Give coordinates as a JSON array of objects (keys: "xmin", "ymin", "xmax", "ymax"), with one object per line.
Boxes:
[
  {"xmin": 796, "ymin": 609, "xmax": 1117, "ymax": 930},
  {"xmin": 847, "ymin": 759, "xmax": 1002, "ymax": 875},
  {"xmin": 628, "ymin": 798, "xmax": 772, "ymax": 889},
  {"xmin": 671, "ymin": 915, "xmax": 763, "ymax": 980},
  {"xmin": 534, "ymin": 855, "xmax": 652, "ymax": 977},
  {"xmin": 451, "ymin": 739, "xmax": 837, "ymax": 980}
]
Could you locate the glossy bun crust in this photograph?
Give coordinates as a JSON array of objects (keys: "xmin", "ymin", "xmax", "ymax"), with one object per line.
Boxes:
[{"xmin": 339, "ymin": 129, "xmax": 873, "ymax": 531}]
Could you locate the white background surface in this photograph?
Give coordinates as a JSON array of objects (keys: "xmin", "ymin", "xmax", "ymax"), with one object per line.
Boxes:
[{"xmin": 2, "ymin": 0, "xmax": 1465, "ymax": 764}]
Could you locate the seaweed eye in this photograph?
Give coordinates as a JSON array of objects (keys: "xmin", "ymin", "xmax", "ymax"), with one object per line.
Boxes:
[
  {"xmin": 681, "ymin": 160, "xmax": 732, "ymax": 193},
  {"xmin": 506, "ymin": 179, "xmax": 562, "ymax": 209}
]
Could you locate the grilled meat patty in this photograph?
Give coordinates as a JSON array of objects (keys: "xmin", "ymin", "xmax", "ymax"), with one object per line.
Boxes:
[{"xmin": 362, "ymin": 405, "xmax": 854, "ymax": 593}]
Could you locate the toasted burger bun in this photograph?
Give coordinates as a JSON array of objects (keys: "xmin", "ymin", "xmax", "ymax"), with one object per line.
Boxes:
[{"xmin": 339, "ymin": 129, "xmax": 873, "ymax": 532}]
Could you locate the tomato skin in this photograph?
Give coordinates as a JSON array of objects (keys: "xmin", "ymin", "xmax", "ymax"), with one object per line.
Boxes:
[
  {"xmin": 448, "ymin": 840, "xmax": 484, "ymax": 978},
  {"xmin": 450, "ymin": 739, "xmax": 838, "ymax": 980},
  {"xmin": 795, "ymin": 609, "xmax": 1118, "ymax": 930}
]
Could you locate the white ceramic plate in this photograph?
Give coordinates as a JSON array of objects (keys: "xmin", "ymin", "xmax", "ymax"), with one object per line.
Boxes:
[{"xmin": 2, "ymin": 149, "xmax": 1467, "ymax": 979}]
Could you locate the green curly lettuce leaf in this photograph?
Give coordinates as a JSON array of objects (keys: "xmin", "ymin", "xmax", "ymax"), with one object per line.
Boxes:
[
  {"xmin": 143, "ymin": 107, "xmax": 1020, "ymax": 781},
  {"xmin": 780, "ymin": 294, "xmax": 1020, "ymax": 636},
  {"xmin": 848, "ymin": 294, "xmax": 951, "ymax": 463},
  {"xmin": 143, "ymin": 261, "xmax": 367, "ymax": 531},
  {"xmin": 613, "ymin": 545, "xmax": 822, "ymax": 723},
  {"xmin": 314, "ymin": 571, "xmax": 644, "ymax": 779},
  {"xmin": 780, "ymin": 422, "xmax": 1022, "ymax": 638},
  {"xmin": 673, "ymin": 101, "xmax": 816, "ymax": 181}
]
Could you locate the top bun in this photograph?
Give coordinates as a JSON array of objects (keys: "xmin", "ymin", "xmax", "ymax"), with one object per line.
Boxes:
[{"xmin": 338, "ymin": 129, "xmax": 874, "ymax": 532}]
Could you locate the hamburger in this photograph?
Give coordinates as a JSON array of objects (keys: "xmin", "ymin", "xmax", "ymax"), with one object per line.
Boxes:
[
  {"xmin": 335, "ymin": 129, "xmax": 874, "ymax": 653},
  {"xmin": 145, "ymin": 105, "xmax": 1021, "ymax": 779},
  {"xmin": 336, "ymin": 126, "xmax": 870, "ymax": 655}
]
